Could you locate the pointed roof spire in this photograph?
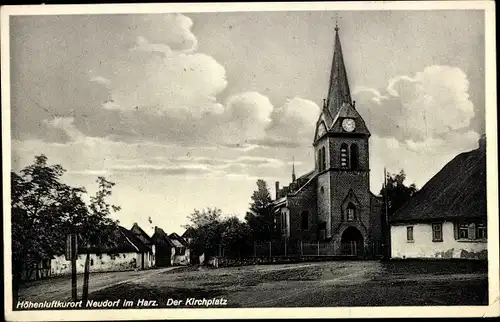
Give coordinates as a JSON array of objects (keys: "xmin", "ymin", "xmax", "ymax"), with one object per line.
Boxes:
[
  {"xmin": 326, "ymin": 21, "xmax": 352, "ymax": 117},
  {"xmin": 292, "ymin": 157, "xmax": 296, "ymax": 182}
]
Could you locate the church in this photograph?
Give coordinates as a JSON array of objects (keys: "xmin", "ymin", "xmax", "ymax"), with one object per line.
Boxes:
[{"xmin": 271, "ymin": 25, "xmax": 384, "ymax": 256}]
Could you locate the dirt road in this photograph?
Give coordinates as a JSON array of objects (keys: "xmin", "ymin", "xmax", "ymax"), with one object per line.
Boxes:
[{"xmin": 16, "ymin": 260, "xmax": 488, "ymax": 307}]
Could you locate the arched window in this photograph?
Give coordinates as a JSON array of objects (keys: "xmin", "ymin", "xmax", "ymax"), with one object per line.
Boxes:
[
  {"xmin": 318, "ymin": 149, "xmax": 323, "ymax": 171},
  {"xmin": 350, "ymin": 144, "xmax": 359, "ymax": 170},
  {"xmin": 301, "ymin": 211, "xmax": 309, "ymax": 230},
  {"xmin": 321, "ymin": 147, "xmax": 326, "ymax": 170},
  {"xmin": 340, "ymin": 143, "xmax": 349, "ymax": 168},
  {"xmin": 346, "ymin": 203, "xmax": 356, "ymax": 221}
]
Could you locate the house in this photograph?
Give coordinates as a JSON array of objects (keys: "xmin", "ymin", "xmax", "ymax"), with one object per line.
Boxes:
[
  {"xmin": 50, "ymin": 225, "xmax": 152, "ymax": 275},
  {"xmin": 389, "ymin": 135, "xmax": 487, "ymax": 260},
  {"xmin": 270, "ymin": 24, "xmax": 384, "ymax": 257},
  {"xmin": 130, "ymin": 222, "xmax": 156, "ymax": 268},
  {"xmin": 169, "ymin": 233, "xmax": 191, "ymax": 265},
  {"xmin": 182, "ymin": 227, "xmax": 196, "ymax": 245}
]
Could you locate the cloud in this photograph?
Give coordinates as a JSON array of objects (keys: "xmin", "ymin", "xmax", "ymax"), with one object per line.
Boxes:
[
  {"xmin": 265, "ymin": 97, "xmax": 320, "ymax": 147},
  {"xmin": 369, "ymin": 132, "xmax": 480, "ymax": 192},
  {"xmin": 103, "ymin": 36, "xmax": 227, "ymax": 118},
  {"xmin": 89, "ymin": 76, "xmax": 111, "ymax": 85},
  {"xmin": 12, "ymin": 117, "xmax": 288, "ymax": 180},
  {"xmin": 215, "ymin": 92, "xmax": 273, "ymax": 144},
  {"xmin": 353, "ymin": 65, "xmax": 477, "ymax": 142}
]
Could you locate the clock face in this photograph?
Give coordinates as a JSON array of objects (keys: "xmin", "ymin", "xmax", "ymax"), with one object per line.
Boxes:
[{"xmin": 342, "ymin": 118, "xmax": 356, "ymax": 132}]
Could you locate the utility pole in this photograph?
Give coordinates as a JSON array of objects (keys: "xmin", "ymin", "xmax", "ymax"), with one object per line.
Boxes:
[
  {"xmin": 66, "ymin": 232, "xmax": 78, "ymax": 301},
  {"xmin": 384, "ymin": 167, "xmax": 390, "ymax": 260}
]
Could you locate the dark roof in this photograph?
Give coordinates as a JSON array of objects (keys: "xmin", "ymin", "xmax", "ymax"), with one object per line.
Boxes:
[
  {"xmin": 130, "ymin": 223, "xmax": 152, "ymax": 245},
  {"xmin": 390, "ymin": 146, "xmax": 486, "ymax": 223},
  {"xmin": 168, "ymin": 233, "xmax": 188, "ymax": 247},
  {"xmin": 77, "ymin": 225, "xmax": 151, "ymax": 254},
  {"xmin": 182, "ymin": 227, "xmax": 196, "ymax": 239},
  {"xmin": 151, "ymin": 227, "xmax": 175, "ymax": 247}
]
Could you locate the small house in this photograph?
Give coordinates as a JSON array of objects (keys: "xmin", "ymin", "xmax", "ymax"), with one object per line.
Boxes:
[
  {"xmin": 130, "ymin": 222, "xmax": 156, "ymax": 268},
  {"xmin": 389, "ymin": 135, "xmax": 487, "ymax": 260},
  {"xmin": 51, "ymin": 225, "xmax": 152, "ymax": 275},
  {"xmin": 169, "ymin": 232, "xmax": 190, "ymax": 265}
]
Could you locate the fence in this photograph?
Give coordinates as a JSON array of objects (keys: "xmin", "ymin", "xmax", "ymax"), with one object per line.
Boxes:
[{"xmin": 217, "ymin": 240, "xmax": 384, "ymax": 259}]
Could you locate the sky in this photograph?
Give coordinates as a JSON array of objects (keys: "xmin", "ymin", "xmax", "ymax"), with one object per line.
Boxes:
[{"xmin": 9, "ymin": 10, "xmax": 485, "ymax": 236}]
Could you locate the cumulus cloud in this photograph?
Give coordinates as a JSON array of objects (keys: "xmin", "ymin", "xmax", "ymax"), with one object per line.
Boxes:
[
  {"xmin": 354, "ymin": 65, "xmax": 476, "ymax": 142},
  {"xmin": 370, "ymin": 132, "xmax": 480, "ymax": 192},
  {"xmin": 103, "ymin": 36, "xmax": 227, "ymax": 118},
  {"xmin": 215, "ymin": 92, "xmax": 273, "ymax": 144},
  {"xmin": 352, "ymin": 65, "xmax": 482, "ymax": 192},
  {"xmin": 255, "ymin": 97, "xmax": 321, "ymax": 148}
]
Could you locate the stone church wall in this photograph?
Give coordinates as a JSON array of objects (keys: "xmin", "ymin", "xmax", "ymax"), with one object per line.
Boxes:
[
  {"xmin": 330, "ymin": 171, "xmax": 371, "ymax": 240},
  {"xmin": 287, "ymin": 180, "xmax": 318, "ymax": 241}
]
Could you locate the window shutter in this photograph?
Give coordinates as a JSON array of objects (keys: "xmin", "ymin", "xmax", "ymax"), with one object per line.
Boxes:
[
  {"xmin": 468, "ymin": 223, "xmax": 476, "ymax": 240},
  {"xmin": 453, "ymin": 222, "xmax": 458, "ymax": 240}
]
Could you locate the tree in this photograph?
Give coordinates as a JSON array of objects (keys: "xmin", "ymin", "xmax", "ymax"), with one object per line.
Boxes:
[
  {"xmin": 183, "ymin": 208, "xmax": 223, "ymax": 257},
  {"xmin": 380, "ymin": 169, "xmax": 418, "ymax": 217},
  {"xmin": 81, "ymin": 177, "xmax": 121, "ymax": 301},
  {"xmin": 10, "ymin": 155, "xmax": 120, "ymax": 301},
  {"xmin": 220, "ymin": 216, "xmax": 252, "ymax": 258},
  {"xmin": 11, "ymin": 155, "xmax": 85, "ymax": 292},
  {"xmin": 245, "ymin": 179, "xmax": 275, "ymax": 241}
]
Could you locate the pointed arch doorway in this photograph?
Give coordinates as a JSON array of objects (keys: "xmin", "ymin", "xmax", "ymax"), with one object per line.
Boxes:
[{"xmin": 340, "ymin": 226, "xmax": 364, "ymax": 256}]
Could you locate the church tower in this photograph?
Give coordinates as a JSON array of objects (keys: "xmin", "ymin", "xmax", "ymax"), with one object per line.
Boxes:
[{"xmin": 313, "ymin": 24, "xmax": 373, "ymax": 250}]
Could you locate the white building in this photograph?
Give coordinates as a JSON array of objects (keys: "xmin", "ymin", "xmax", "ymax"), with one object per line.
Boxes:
[{"xmin": 390, "ymin": 135, "xmax": 487, "ymax": 260}]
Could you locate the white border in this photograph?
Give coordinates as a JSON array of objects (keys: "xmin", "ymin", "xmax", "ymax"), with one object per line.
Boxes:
[{"xmin": 2, "ymin": 1, "xmax": 498, "ymax": 320}]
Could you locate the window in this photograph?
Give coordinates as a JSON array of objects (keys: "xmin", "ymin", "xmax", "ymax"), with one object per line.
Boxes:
[
  {"xmin": 350, "ymin": 144, "xmax": 359, "ymax": 169},
  {"xmin": 176, "ymin": 247, "xmax": 186, "ymax": 256},
  {"xmin": 321, "ymin": 147, "xmax": 326, "ymax": 170},
  {"xmin": 281, "ymin": 211, "xmax": 288, "ymax": 236},
  {"xmin": 320, "ymin": 186, "xmax": 325, "ymax": 194},
  {"xmin": 346, "ymin": 203, "xmax": 356, "ymax": 221},
  {"xmin": 454, "ymin": 222, "xmax": 487, "ymax": 240},
  {"xmin": 340, "ymin": 143, "xmax": 349, "ymax": 168},
  {"xmin": 317, "ymin": 149, "xmax": 322, "ymax": 171},
  {"xmin": 459, "ymin": 223, "xmax": 469, "ymax": 239},
  {"xmin": 406, "ymin": 226, "xmax": 414, "ymax": 242},
  {"xmin": 432, "ymin": 223, "xmax": 443, "ymax": 242},
  {"xmin": 301, "ymin": 211, "xmax": 309, "ymax": 230},
  {"xmin": 477, "ymin": 223, "xmax": 487, "ymax": 239},
  {"xmin": 455, "ymin": 221, "xmax": 487, "ymax": 240},
  {"xmin": 90, "ymin": 259, "xmax": 94, "ymax": 266}
]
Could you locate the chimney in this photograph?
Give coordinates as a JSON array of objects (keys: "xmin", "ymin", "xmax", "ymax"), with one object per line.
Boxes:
[
  {"xmin": 275, "ymin": 181, "xmax": 280, "ymax": 199},
  {"xmin": 478, "ymin": 134, "xmax": 486, "ymax": 151}
]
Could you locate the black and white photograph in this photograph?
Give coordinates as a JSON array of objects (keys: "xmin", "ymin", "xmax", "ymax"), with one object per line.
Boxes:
[{"xmin": 2, "ymin": 1, "xmax": 498, "ymax": 320}]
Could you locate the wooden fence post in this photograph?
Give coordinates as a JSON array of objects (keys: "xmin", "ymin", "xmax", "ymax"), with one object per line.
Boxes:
[
  {"xmin": 300, "ymin": 240, "xmax": 303, "ymax": 256},
  {"xmin": 317, "ymin": 240, "xmax": 320, "ymax": 256},
  {"xmin": 269, "ymin": 241, "xmax": 272, "ymax": 258},
  {"xmin": 254, "ymin": 242, "xmax": 256, "ymax": 257},
  {"xmin": 284, "ymin": 239, "xmax": 287, "ymax": 257}
]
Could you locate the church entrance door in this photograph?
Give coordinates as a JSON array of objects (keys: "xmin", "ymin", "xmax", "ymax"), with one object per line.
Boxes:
[{"xmin": 340, "ymin": 227, "xmax": 364, "ymax": 256}]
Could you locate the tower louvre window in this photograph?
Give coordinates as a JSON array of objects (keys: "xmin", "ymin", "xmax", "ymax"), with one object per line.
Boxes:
[
  {"xmin": 350, "ymin": 144, "xmax": 359, "ymax": 169},
  {"xmin": 317, "ymin": 149, "xmax": 322, "ymax": 171},
  {"xmin": 340, "ymin": 143, "xmax": 349, "ymax": 168},
  {"xmin": 321, "ymin": 147, "xmax": 326, "ymax": 170}
]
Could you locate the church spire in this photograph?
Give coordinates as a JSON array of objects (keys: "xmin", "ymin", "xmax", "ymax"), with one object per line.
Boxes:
[
  {"xmin": 326, "ymin": 22, "xmax": 352, "ymax": 117},
  {"xmin": 292, "ymin": 157, "xmax": 296, "ymax": 182}
]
